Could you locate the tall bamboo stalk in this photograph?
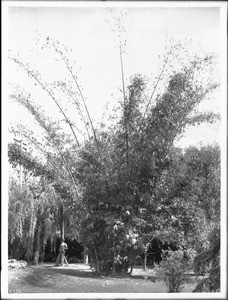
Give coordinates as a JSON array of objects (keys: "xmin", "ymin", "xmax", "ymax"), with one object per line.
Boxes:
[
  {"xmin": 119, "ymin": 36, "xmax": 129, "ymax": 175},
  {"xmin": 116, "ymin": 16, "xmax": 129, "ymax": 181},
  {"xmin": 58, "ymin": 49, "xmax": 110, "ymax": 189}
]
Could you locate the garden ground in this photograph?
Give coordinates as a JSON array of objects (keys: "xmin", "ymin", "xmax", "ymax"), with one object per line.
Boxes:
[{"xmin": 8, "ymin": 263, "xmax": 199, "ymax": 294}]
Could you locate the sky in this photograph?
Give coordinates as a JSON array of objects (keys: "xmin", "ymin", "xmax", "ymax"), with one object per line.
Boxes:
[{"xmin": 5, "ymin": 2, "xmax": 225, "ymax": 149}]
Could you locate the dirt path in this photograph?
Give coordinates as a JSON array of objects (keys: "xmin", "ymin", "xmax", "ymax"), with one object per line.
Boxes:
[{"xmin": 8, "ymin": 263, "xmax": 196, "ymax": 294}]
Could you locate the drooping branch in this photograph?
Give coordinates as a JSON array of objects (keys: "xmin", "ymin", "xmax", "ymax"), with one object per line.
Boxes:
[
  {"xmin": 143, "ymin": 55, "xmax": 168, "ymax": 119},
  {"xmin": 9, "ymin": 142, "xmax": 54, "ymax": 181},
  {"xmin": 10, "ymin": 93, "xmax": 79, "ymax": 197},
  {"xmin": 9, "ymin": 56, "xmax": 81, "ymax": 148},
  {"xmin": 10, "ymin": 126, "xmax": 68, "ymax": 182},
  {"xmin": 55, "ymin": 81, "xmax": 91, "ymax": 140},
  {"xmin": 51, "ymin": 41, "xmax": 110, "ymax": 188}
]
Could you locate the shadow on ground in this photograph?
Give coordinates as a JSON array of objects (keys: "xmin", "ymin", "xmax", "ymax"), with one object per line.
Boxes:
[
  {"xmin": 22, "ymin": 264, "xmax": 100, "ymax": 288},
  {"xmin": 9, "ymin": 263, "xmax": 198, "ymax": 293},
  {"xmin": 21, "ymin": 264, "xmax": 159, "ymax": 288}
]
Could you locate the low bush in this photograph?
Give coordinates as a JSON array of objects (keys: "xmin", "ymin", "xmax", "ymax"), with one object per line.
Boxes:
[
  {"xmin": 8, "ymin": 259, "xmax": 27, "ymax": 269},
  {"xmin": 154, "ymin": 249, "xmax": 196, "ymax": 292}
]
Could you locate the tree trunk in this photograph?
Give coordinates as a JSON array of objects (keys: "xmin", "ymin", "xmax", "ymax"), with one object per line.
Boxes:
[
  {"xmin": 33, "ymin": 223, "xmax": 41, "ymax": 265},
  {"xmin": 151, "ymin": 255, "xmax": 155, "ymax": 267},
  {"xmin": 60, "ymin": 205, "xmax": 64, "ymax": 240},
  {"xmin": 112, "ymin": 239, "xmax": 116, "ymax": 275},
  {"xmin": 123, "ymin": 245, "xmax": 129, "ymax": 273},
  {"xmin": 39, "ymin": 220, "xmax": 45, "ymax": 263},
  {"xmin": 143, "ymin": 250, "xmax": 148, "ymax": 271},
  {"xmin": 129, "ymin": 255, "xmax": 135, "ymax": 275},
  {"xmin": 94, "ymin": 248, "xmax": 100, "ymax": 272},
  {"xmin": 129, "ymin": 246, "xmax": 137, "ymax": 275},
  {"xmin": 83, "ymin": 247, "xmax": 89, "ymax": 264}
]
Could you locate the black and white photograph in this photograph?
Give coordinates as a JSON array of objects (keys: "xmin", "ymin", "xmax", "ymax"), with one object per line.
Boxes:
[{"xmin": 2, "ymin": 1, "xmax": 227, "ymax": 299}]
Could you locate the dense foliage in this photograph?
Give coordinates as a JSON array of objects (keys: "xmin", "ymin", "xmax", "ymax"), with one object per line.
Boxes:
[{"xmin": 74, "ymin": 67, "xmax": 220, "ymax": 273}]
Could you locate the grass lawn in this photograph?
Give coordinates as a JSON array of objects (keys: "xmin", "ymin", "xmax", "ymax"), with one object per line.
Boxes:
[{"xmin": 8, "ymin": 263, "xmax": 198, "ymax": 294}]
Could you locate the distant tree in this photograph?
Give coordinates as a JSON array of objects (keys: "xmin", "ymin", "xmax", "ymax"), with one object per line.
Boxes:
[
  {"xmin": 154, "ymin": 145, "xmax": 220, "ymax": 248},
  {"xmin": 8, "ymin": 142, "xmax": 80, "ymax": 263},
  {"xmin": 8, "ymin": 167, "xmax": 59, "ymax": 263}
]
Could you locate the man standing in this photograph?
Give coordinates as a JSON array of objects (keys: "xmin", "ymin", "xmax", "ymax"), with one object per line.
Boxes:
[{"xmin": 55, "ymin": 238, "xmax": 68, "ymax": 266}]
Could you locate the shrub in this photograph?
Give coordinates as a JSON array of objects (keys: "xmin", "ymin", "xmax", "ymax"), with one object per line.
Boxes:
[
  {"xmin": 155, "ymin": 249, "xmax": 196, "ymax": 292},
  {"xmin": 8, "ymin": 259, "xmax": 27, "ymax": 269}
]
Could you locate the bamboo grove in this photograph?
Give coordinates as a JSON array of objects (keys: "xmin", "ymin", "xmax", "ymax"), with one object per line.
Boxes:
[{"xmin": 8, "ymin": 29, "xmax": 220, "ymax": 291}]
